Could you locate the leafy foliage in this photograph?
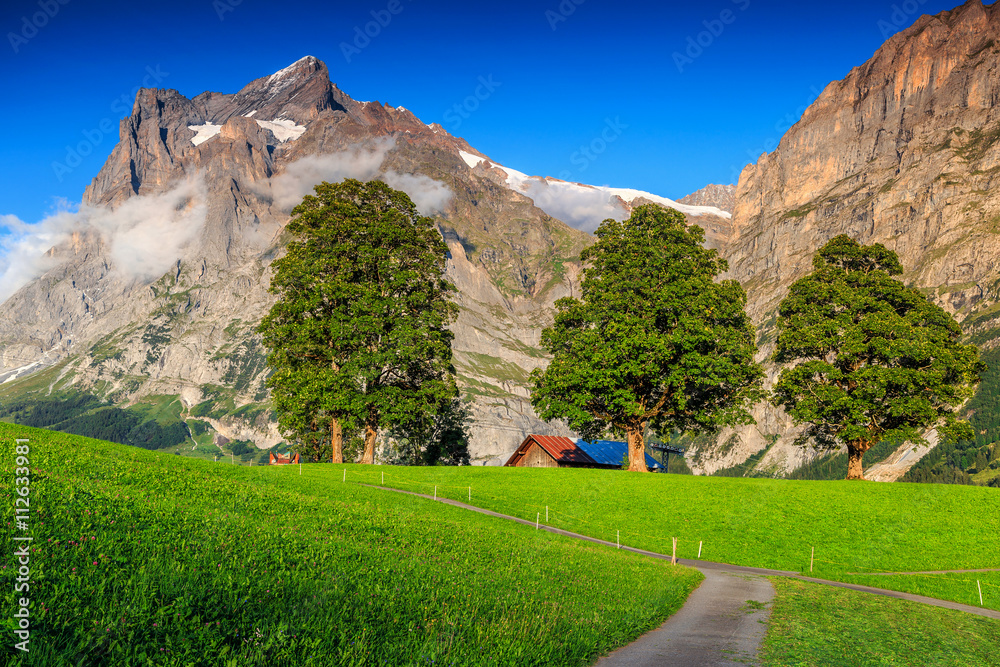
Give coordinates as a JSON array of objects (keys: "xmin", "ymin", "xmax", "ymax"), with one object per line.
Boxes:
[
  {"xmin": 904, "ymin": 346, "xmax": 1000, "ymax": 485},
  {"xmin": 259, "ymin": 179, "xmax": 460, "ymax": 464},
  {"xmin": 530, "ymin": 204, "xmax": 765, "ymax": 471},
  {"xmin": 0, "ymin": 393, "xmax": 189, "ymax": 450},
  {"xmin": 384, "ymin": 397, "xmax": 472, "ymax": 466},
  {"xmin": 772, "ymin": 235, "xmax": 984, "ymax": 479},
  {"xmin": 228, "ymin": 439, "xmax": 254, "ymax": 457}
]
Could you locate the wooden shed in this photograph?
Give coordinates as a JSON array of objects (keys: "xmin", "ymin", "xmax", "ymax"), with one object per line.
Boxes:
[
  {"xmin": 268, "ymin": 451, "xmax": 301, "ymax": 465},
  {"xmin": 504, "ymin": 435, "xmax": 594, "ymax": 468},
  {"xmin": 504, "ymin": 435, "xmax": 665, "ymax": 470}
]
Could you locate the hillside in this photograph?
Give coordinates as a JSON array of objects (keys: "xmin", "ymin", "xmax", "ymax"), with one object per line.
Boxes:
[
  {"xmin": 353, "ymin": 464, "xmax": 1000, "ymax": 612},
  {"xmin": 0, "ymin": 423, "xmax": 701, "ymax": 665}
]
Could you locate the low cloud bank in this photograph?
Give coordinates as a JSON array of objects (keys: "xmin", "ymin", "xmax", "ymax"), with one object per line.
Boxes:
[
  {"xmin": 0, "ymin": 178, "xmax": 207, "ymax": 303},
  {"xmin": 516, "ymin": 180, "xmax": 628, "ymax": 234},
  {"xmin": 268, "ymin": 138, "xmax": 452, "ymax": 215}
]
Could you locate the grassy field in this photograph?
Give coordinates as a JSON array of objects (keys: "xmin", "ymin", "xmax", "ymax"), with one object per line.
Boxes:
[
  {"xmin": 761, "ymin": 578, "xmax": 1000, "ymax": 666},
  {"xmin": 0, "ymin": 424, "xmax": 702, "ymax": 666},
  {"xmin": 311, "ymin": 465, "xmax": 1000, "ymax": 612}
]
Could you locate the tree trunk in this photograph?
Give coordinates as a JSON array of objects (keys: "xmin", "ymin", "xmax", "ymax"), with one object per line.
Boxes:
[
  {"xmin": 330, "ymin": 418, "xmax": 343, "ymax": 464},
  {"xmin": 846, "ymin": 440, "xmax": 870, "ymax": 480},
  {"xmin": 361, "ymin": 423, "xmax": 377, "ymax": 464},
  {"xmin": 626, "ymin": 424, "xmax": 648, "ymax": 472}
]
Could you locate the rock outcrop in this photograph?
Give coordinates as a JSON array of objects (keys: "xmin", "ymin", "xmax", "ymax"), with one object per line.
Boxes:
[
  {"xmin": 687, "ymin": 0, "xmax": 1000, "ymax": 475},
  {"xmin": 678, "ymin": 184, "xmax": 737, "ymax": 214}
]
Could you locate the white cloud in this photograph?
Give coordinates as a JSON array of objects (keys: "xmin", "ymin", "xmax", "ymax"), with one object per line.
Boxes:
[
  {"xmin": 382, "ymin": 171, "xmax": 452, "ymax": 215},
  {"xmin": 269, "ymin": 138, "xmax": 394, "ymax": 210},
  {"xmin": 0, "ymin": 209, "xmax": 77, "ymax": 303},
  {"xmin": 0, "ymin": 178, "xmax": 208, "ymax": 304},
  {"xmin": 86, "ymin": 178, "xmax": 207, "ymax": 280},
  {"xmin": 516, "ymin": 180, "xmax": 628, "ymax": 233},
  {"xmin": 267, "ymin": 137, "xmax": 453, "ymax": 215}
]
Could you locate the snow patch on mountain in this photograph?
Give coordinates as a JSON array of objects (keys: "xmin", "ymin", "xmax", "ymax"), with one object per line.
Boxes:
[
  {"xmin": 254, "ymin": 119, "xmax": 306, "ymax": 142},
  {"xmin": 189, "ymin": 123, "xmax": 222, "ymax": 146},
  {"xmin": 457, "ymin": 150, "xmax": 730, "ymax": 232}
]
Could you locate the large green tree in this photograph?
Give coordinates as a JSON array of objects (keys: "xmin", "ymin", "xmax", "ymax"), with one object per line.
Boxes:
[
  {"xmin": 259, "ymin": 179, "xmax": 459, "ymax": 464},
  {"xmin": 772, "ymin": 235, "xmax": 985, "ymax": 480},
  {"xmin": 530, "ymin": 204, "xmax": 765, "ymax": 472},
  {"xmin": 385, "ymin": 397, "xmax": 472, "ymax": 466}
]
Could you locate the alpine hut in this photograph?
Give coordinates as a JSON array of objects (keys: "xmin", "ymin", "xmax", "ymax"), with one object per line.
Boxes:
[{"xmin": 504, "ymin": 435, "xmax": 665, "ymax": 471}]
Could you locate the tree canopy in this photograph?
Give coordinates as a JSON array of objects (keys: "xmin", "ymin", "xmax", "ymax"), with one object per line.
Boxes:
[
  {"xmin": 258, "ymin": 179, "xmax": 459, "ymax": 464},
  {"xmin": 772, "ymin": 235, "xmax": 985, "ymax": 480},
  {"xmin": 530, "ymin": 204, "xmax": 765, "ymax": 471}
]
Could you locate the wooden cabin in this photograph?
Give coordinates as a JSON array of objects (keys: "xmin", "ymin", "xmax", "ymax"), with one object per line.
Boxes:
[
  {"xmin": 504, "ymin": 435, "xmax": 666, "ymax": 471},
  {"xmin": 268, "ymin": 451, "xmax": 301, "ymax": 465}
]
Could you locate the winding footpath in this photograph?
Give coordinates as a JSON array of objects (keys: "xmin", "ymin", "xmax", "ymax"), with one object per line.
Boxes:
[{"xmin": 364, "ymin": 484, "xmax": 1000, "ymax": 665}]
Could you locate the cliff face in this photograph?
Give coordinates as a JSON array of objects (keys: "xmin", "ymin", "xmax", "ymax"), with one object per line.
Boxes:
[{"xmin": 688, "ymin": 0, "xmax": 1000, "ymax": 476}]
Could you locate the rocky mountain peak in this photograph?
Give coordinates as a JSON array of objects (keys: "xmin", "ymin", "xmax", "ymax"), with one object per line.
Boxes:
[
  {"xmin": 678, "ymin": 184, "xmax": 736, "ymax": 214},
  {"xmin": 217, "ymin": 55, "xmax": 344, "ymax": 124}
]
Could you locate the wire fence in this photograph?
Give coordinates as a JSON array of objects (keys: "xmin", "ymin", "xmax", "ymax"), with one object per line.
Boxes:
[{"xmin": 264, "ymin": 464, "xmax": 1000, "ymax": 609}]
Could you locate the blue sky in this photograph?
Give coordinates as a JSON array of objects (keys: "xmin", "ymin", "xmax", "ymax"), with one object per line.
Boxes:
[{"xmin": 0, "ymin": 0, "xmax": 980, "ymax": 223}]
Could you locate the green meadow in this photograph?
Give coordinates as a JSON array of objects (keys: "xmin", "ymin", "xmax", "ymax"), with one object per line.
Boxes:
[
  {"xmin": 5, "ymin": 423, "xmax": 1000, "ymax": 665},
  {"xmin": 0, "ymin": 424, "xmax": 701, "ymax": 666},
  {"xmin": 323, "ymin": 464, "xmax": 1000, "ymax": 612},
  {"xmin": 761, "ymin": 578, "xmax": 1000, "ymax": 666}
]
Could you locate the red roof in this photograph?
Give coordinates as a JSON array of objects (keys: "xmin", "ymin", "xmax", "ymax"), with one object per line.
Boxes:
[{"xmin": 505, "ymin": 435, "xmax": 595, "ymax": 466}]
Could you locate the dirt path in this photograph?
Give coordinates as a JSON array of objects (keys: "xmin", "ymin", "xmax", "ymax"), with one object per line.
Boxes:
[{"xmin": 593, "ymin": 568, "xmax": 773, "ymax": 667}]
